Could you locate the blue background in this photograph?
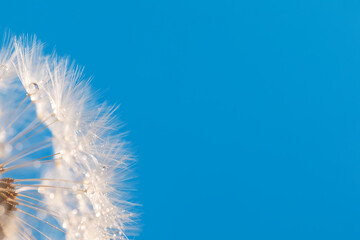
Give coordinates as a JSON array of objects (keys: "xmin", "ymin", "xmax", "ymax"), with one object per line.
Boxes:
[{"xmin": 2, "ymin": 1, "xmax": 360, "ymax": 239}]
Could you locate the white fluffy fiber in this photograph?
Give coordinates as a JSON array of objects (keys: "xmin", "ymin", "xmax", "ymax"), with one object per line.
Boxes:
[{"xmin": 0, "ymin": 35, "xmax": 135, "ymax": 239}]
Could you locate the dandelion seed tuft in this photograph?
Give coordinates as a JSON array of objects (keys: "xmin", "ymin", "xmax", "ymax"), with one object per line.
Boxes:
[{"xmin": 0, "ymin": 34, "xmax": 137, "ymax": 239}]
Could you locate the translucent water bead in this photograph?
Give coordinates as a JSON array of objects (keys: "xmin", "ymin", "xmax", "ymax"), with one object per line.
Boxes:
[
  {"xmin": 27, "ymin": 82, "xmax": 40, "ymax": 101},
  {"xmin": 27, "ymin": 82, "xmax": 39, "ymax": 95}
]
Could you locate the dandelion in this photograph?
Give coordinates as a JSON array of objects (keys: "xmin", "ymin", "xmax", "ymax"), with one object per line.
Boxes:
[{"xmin": 0, "ymin": 35, "xmax": 136, "ymax": 239}]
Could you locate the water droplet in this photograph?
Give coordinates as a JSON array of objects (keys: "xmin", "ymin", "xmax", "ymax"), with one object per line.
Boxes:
[
  {"xmin": 27, "ymin": 82, "xmax": 39, "ymax": 95},
  {"xmin": 62, "ymin": 222, "xmax": 68, "ymax": 229}
]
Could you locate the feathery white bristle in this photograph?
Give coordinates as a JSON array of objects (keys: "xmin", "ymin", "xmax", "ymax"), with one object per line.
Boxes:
[{"xmin": 0, "ymin": 35, "xmax": 136, "ymax": 240}]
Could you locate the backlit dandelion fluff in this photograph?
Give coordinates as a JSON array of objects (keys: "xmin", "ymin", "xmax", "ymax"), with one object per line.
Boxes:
[{"xmin": 0, "ymin": 35, "xmax": 135, "ymax": 239}]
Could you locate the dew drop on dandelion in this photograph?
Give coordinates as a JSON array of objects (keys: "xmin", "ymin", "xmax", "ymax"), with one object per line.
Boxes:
[{"xmin": 27, "ymin": 82, "xmax": 39, "ymax": 95}]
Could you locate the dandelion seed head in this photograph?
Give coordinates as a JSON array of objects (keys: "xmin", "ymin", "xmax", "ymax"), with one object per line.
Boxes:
[{"xmin": 0, "ymin": 34, "xmax": 137, "ymax": 239}]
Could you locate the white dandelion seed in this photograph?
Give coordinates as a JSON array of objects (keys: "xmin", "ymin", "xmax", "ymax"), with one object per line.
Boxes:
[{"xmin": 0, "ymin": 35, "xmax": 136, "ymax": 239}]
